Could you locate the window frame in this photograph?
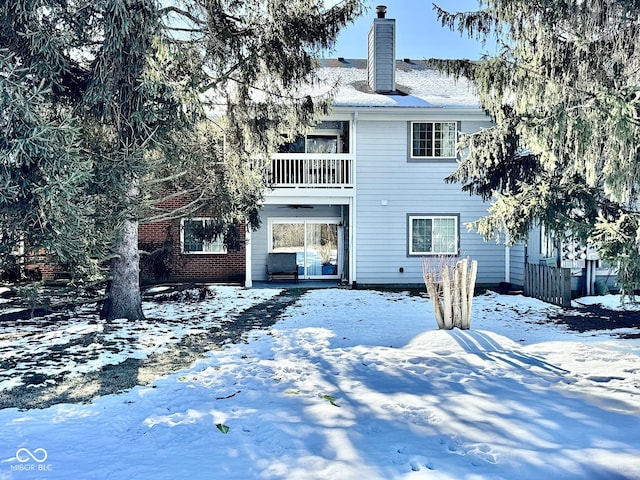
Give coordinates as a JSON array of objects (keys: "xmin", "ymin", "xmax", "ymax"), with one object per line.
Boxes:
[
  {"xmin": 180, "ymin": 218, "xmax": 227, "ymax": 255},
  {"xmin": 407, "ymin": 214, "xmax": 460, "ymax": 256},
  {"xmin": 408, "ymin": 121, "xmax": 458, "ymax": 160},
  {"xmin": 267, "ymin": 217, "xmax": 343, "ymax": 279}
]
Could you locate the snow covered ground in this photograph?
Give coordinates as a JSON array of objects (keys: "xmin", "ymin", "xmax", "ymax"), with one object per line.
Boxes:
[{"xmin": 1, "ymin": 286, "xmax": 640, "ymax": 479}]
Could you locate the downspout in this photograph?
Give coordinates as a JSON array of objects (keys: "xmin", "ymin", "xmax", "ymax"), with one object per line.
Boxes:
[
  {"xmin": 350, "ymin": 111, "xmax": 358, "ymax": 286},
  {"xmin": 244, "ymin": 227, "xmax": 252, "ymax": 288},
  {"xmin": 504, "ymin": 230, "xmax": 510, "ymax": 284},
  {"xmin": 505, "ymin": 244, "xmax": 511, "ymax": 284}
]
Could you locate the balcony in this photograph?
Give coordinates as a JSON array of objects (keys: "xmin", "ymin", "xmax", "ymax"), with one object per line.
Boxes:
[{"xmin": 270, "ymin": 154, "xmax": 353, "ymax": 188}]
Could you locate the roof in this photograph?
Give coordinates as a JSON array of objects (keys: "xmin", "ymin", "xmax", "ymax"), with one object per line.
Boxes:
[{"xmin": 316, "ymin": 59, "xmax": 481, "ymax": 109}]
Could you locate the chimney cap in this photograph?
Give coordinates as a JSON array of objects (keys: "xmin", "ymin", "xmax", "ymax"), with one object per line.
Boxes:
[{"xmin": 376, "ymin": 5, "xmax": 387, "ymax": 18}]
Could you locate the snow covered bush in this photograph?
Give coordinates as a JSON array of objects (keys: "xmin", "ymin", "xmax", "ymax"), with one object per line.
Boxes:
[{"xmin": 423, "ymin": 256, "xmax": 478, "ymax": 330}]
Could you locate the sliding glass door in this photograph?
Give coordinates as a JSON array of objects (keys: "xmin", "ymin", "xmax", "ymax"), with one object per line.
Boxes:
[{"xmin": 271, "ymin": 220, "xmax": 341, "ymax": 279}]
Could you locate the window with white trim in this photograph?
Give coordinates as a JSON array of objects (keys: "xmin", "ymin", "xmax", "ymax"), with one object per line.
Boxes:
[
  {"xmin": 408, "ymin": 215, "xmax": 458, "ymax": 255},
  {"xmin": 411, "ymin": 122, "xmax": 457, "ymax": 158},
  {"xmin": 181, "ymin": 218, "xmax": 226, "ymax": 254}
]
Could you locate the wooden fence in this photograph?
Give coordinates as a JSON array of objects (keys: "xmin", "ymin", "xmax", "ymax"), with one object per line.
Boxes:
[{"xmin": 524, "ymin": 264, "xmax": 572, "ymax": 307}]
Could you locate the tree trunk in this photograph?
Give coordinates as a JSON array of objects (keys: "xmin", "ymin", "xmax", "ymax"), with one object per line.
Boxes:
[
  {"xmin": 101, "ymin": 217, "xmax": 144, "ymax": 321},
  {"xmin": 423, "ymin": 257, "xmax": 477, "ymax": 330},
  {"xmin": 424, "ymin": 272, "xmax": 445, "ymax": 329},
  {"xmin": 441, "ymin": 267, "xmax": 453, "ymax": 329},
  {"xmin": 459, "ymin": 259, "xmax": 469, "ymax": 326}
]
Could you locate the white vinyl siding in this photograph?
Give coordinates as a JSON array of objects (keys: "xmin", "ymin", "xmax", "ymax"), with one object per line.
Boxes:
[
  {"xmin": 250, "ymin": 205, "xmax": 345, "ymax": 281},
  {"xmin": 354, "ymin": 118, "xmax": 506, "ymax": 285},
  {"xmin": 509, "ymin": 243, "xmax": 526, "ymax": 288},
  {"xmin": 257, "ymin": 111, "xmax": 504, "ymax": 287},
  {"xmin": 181, "ymin": 218, "xmax": 226, "ymax": 254}
]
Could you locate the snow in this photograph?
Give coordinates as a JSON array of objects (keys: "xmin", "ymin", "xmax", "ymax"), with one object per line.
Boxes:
[
  {"xmin": 0, "ymin": 286, "xmax": 281, "ymax": 391},
  {"xmin": 316, "ymin": 62, "xmax": 481, "ymax": 108},
  {"xmin": 2, "ymin": 287, "xmax": 640, "ymax": 479},
  {"xmin": 575, "ymin": 293, "xmax": 640, "ymax": 311}
]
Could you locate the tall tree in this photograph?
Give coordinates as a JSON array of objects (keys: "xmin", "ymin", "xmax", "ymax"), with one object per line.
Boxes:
[
  {"xmin": 1, "ymin": 0, "xmax": 363, "ymax": 319},
  {"xmin": 430, "ymin": 0, "xmax": 640, "ymax": 296}
]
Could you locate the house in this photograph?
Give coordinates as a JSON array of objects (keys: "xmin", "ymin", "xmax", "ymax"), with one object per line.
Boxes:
[
  {"xmin": 28, "ymin": 7, "xmax": 614, "ymax": 301},
  {"xmin": 138, "ymin": 5, "xmax": 514, "ymax": 290}
]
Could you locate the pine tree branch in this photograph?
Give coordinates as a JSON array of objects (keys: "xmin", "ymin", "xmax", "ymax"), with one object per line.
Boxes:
[
  {"xmin": 143, "ymin": 170, "xmax": 189, "ymax": 186},
  {"xmin": 141, "ymin": 197, "xmax": 227, "ymax": 225},
  {"xmin": 432, "ymin": 3, "xmax": 499, "ymax": 40},
  {"xmin": 141, "ymin": 188, "xmax": 209, "ymax": 224},
  {"xmin": 158, "ymin": 6, "xmax": 206, "ymax": 26},
  {"xmin": 163, "ymin": 26, "xmax": 204, "ymax": 34}
]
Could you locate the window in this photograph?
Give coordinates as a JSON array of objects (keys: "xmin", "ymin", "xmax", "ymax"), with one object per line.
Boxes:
[
  {"xmin": 408, "ymin": 215, "xmax": 458, "ymax": 255},
  {"xmin": 306, "ymin": 135, "xmax": 338, "ymax": 153},
  {"xmin": 181, "ymin": 218, "xmax": 226, "ymax": 254},
  {"xmin": 411, "ymin": 122, "xmax": 457, "ymax": 158},
  {"xmin": 277, "ymin": 121, "xmax": 350, "ymax": 154}
]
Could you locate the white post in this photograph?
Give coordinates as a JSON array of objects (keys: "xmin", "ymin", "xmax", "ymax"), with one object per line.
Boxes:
[
  {"xmin": 349, "ymin": 112, "xmax": 358, "ymax": 286},
  {"xmin": 505, "ymin": 244, "xmax": 511, "ymax": 284},
  {"xmin": 244, "ymin": 227, "xmax": 252, "ymax": 288}
]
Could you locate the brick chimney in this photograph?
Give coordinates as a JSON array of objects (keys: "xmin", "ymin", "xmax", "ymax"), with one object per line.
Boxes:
[{"xmin": 367, "ymin": 5, "xmax": 395, "ymax": 93}]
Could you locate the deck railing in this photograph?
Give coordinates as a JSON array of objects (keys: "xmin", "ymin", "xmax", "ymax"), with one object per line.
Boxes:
[{"xmin": 270, "ymin": 154, "xmax": 353, "ymax": 188}]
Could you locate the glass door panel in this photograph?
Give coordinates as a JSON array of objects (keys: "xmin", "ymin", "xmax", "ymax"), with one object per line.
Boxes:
[
  {"xmin": 307, "ymin": 223, "xmax": 338, "ymax": 278},
  {"xmin": 272, "ymin": 223, "xmax": 304, "ymax": 253},
  {"xmin": 271, "ymin": 221, "xmax": 340, "ymax": 279},
  {"xmin": 272, "ymin": 223, "xmax": 304, "ymax": 277}
]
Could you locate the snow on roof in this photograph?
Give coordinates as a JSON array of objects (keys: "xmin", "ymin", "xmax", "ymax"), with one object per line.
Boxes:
[{"xmin": 316, "ymin": 58, "xmax": 481, "ymax": 109}]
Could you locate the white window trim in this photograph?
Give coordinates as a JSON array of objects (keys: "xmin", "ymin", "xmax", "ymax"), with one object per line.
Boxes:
[
  {"xmin": 180, "ymin": 218, "xmax": 227, "ymax": 255},
  {"xmin": 408, "ymin": 214, "xmax": 459, "ymax": 256},
  {"xmin": 410, "ymin": 121, "xmax": 457, "ymax": 159}
]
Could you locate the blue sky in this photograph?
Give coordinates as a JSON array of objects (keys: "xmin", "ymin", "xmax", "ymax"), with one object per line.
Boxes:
[{"xmin": 326, "ymin": 0, "xmax": 496, "ymax": 60}]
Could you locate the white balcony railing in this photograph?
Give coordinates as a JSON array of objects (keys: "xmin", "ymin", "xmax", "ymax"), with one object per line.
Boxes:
[{"xmin": 270, "ymin": 154, "xmax": 353, "ymax": 188}]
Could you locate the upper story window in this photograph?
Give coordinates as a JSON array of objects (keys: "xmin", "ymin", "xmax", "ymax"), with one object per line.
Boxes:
[
  {"xmin": 278, "ymin": 121, "xmax": 350, "ymax": 154},
  {"xmin": 181, "ymin": 218, "xmax": 226, "ymax": 254},
  {"xmin": 408, "ymin": 214, "xmax": 459, "ymax": 255},
  {"xmin": 410, "ymin": 121, "xmax": 457, "ymax": 158}
]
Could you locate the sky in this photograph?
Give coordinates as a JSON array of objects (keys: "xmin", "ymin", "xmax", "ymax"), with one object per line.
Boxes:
[{"xmin": 326, "ymin": 0, "xmax": 496, "ymax": 60}]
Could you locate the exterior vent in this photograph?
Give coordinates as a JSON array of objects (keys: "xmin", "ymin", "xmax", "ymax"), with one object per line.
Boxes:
[{"xmin": 367, "ymin": 6, "xmax": 395, "ymax": 93}]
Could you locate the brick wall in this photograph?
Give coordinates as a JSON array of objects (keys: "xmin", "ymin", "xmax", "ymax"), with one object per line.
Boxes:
[
  {"xmin": 25, "ymin": 250, "xmax": 62, "ymax": 282},
  {"xmin": 32, "ymin": 193, "xmax": 246, "ymax": 285},
  {"xmin": 139, "ymin": 193, "xmax": 246, "ymax": 285}
]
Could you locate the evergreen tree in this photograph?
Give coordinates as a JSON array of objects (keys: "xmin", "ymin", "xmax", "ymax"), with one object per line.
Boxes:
[
  {"xmin": 0, "ymin": 52, "xmax": 101, "ymax": 281},
  {"xmin": 0, "ymin": 0, "xmax": 363, "ymax": 319},
  {"xmin": 430, "ymin": 0, "xmax": 640, "ymax": 296}
]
